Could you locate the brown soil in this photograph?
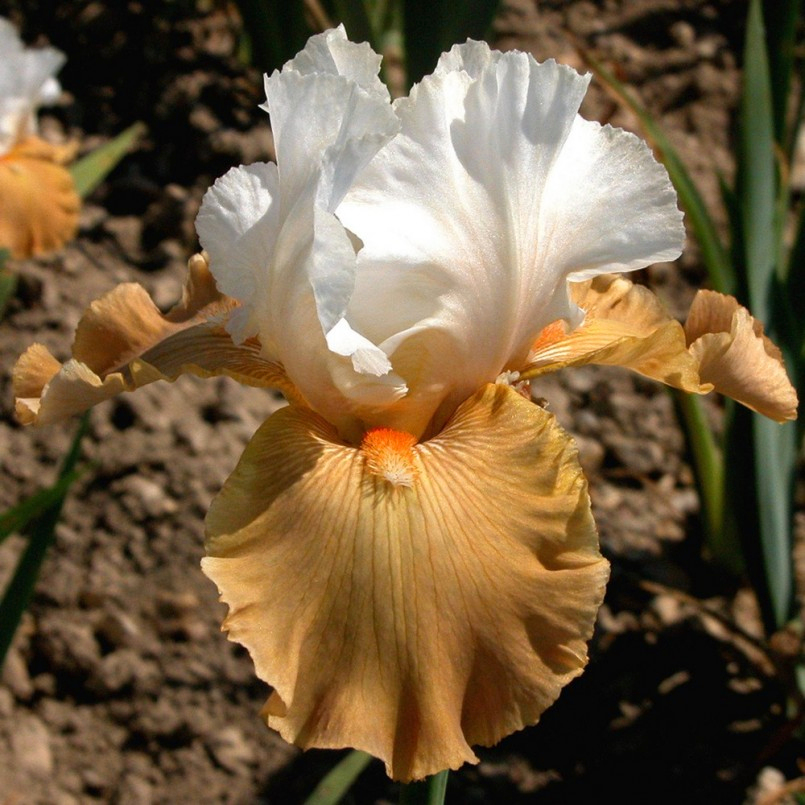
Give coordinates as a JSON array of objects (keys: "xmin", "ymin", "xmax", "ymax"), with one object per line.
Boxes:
[{"xmin": 0, "ymin": 1, "xmax": 799, "ymax": 803}]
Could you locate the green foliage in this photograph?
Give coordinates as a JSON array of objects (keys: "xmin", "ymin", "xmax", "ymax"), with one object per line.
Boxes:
[
  {"xmin": 303, "ymin": 751, "xmax": 374, "ymax": 805},
  {"xmin": 398, "ymin": 770, "xmax": 450, "ymax": 805},
  {"xmin": 589, "ymin": 0, "xmax": 804, "ymax": 633},
  {"xmin": 0, "ymin": 468, "xmax": 84, "ymax": 547},
  {"xmin": 70, "ymin": 122, "xmax": 147, "ymax": 200},
  {"xmin": 231, "ymin": 0, "xmax": 499, "ymax": 89},
  {"xmin": 402, "ymin": 0, "xmax": 498, "ymax": 86},
  {"xmin": 0, "ymin": 414, "xmax": 90, "ymax": 668},
  {"xmin": 234, "ymin": 0, "xmax": 310, "ymax": 73}
]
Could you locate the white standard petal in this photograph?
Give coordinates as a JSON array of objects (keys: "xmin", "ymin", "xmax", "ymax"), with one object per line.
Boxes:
[
  {"xmin": 338, "ymin": 42, "xmax": 684, "ymax": 437},
  {"xmin": 196, "ymin": 162, "xmax": 280, "ymax": 347},
  {"xmin": 0, "ymin": 19, "xmax": 65, "ymax": 154},
  {"xmin": 277, "ymin": 24, "xmax": 388, "ymax": 101},
  {"xmin": 265, "ymin": 65, "xmax": 398, "ymax": 213},
  {"xmin": 197, "ymin": 29, "xmax": 403, "ymax": 434}
]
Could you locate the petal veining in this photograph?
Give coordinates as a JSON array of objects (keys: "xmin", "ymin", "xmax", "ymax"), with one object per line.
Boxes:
[{"xmin": 203, "ymin": 383, "xmax": 608, "ymax": 780}]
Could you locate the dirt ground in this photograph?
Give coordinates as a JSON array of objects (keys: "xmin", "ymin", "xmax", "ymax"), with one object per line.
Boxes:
[{"xmin": 0, "ymin": 0, "xmax": 800, "ymax": 803}]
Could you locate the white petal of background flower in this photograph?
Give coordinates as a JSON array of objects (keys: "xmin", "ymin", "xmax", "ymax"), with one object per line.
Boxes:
[{"xmin": 0, "ymin": 18, "xmax": 65, "ymax": 155}]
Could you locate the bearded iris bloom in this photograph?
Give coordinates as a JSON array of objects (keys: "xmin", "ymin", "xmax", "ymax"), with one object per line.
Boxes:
[
  {"xmin": 14, "ymin": 28, "xmax": 797, "ymax": 781},
  {"xmin": 0, "ymin": 18, "xmax": 79, "ymax": 259}
]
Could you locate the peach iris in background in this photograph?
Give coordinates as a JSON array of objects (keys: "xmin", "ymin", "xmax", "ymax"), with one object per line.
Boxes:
[{"xmin": 0, "ymin": 18, "xmax": 79, "ymax": 259}]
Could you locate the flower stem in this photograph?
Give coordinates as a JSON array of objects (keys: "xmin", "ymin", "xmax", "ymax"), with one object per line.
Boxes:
[{"xmin": 399, "ymin": 770, "xmax": 449, "ymax": 805}]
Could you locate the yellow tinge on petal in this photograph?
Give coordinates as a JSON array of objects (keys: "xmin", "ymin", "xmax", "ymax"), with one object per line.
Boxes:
[
  {"xmin": 203, "ymin": 383, "xmax": 609, "ymax": 781},
  {"xmin": 13, "ymin": 253, "xmax": 302, "ymax": 425},
  {"xmin": 361, "ymin": 427, "xmax": 419, "ymax": 487},
  {"xmin": 0, "ymin": 135, "xmax": 79, "ymax": 258}
]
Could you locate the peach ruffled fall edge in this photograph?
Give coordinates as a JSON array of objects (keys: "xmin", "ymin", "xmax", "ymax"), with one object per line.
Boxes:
[
  {"xmin": 13, "ymin": 259, "xmax": 797, "ymax": 781},
  {"xmin": 0, "ymin": 135, "xmax": 80, "ymax": 258}
]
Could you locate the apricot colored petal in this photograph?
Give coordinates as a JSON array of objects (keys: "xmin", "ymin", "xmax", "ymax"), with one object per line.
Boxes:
[
  {"xmin": 685, "ymin": 290, "xmax": 797, "ymax": 422},
  {"xmin": 203, "ymin": 383, "xmax": 608, "ymax": 781},
  {"xmin": 523, "ymin": 275, "xmax": 705, "ymax": 393},
  {"xmin": 0, "ymin": 136, "xmax": 79, "ymax": 258},
  {"xmin": 14, "ymin": 254, "xmax": 299, "ymax": 425}
]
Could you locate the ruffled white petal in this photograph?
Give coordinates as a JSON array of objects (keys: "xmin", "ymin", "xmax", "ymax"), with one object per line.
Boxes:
[
  {"xmin": 197, "ymin": 26, "xmax": 402, "ymax": 434},
  {"xmin": 0, "ymin": 18, "xmax": 65, "ymax": 155},
  {"xmin": 196, "ymin": 162, "xmax": 280, "ymax": 345},
  {"xmin": 198, "ymin": 33, "xmax": 683, "ymax": 438},
  {"xmin": 337, "ymin": 42, "xmax": 683, "ymax": 436},
  {"xmin": 277, "ymin": 24, "xmax": 388, "ymax": 101},
  {"xmin": 541, "ymin": 120, "xmax": 684, "ymax": 281}
]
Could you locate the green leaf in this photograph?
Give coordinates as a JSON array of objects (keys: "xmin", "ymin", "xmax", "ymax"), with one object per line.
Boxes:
[
  {"xmin": 399, "ymin": 770, "xmax": 449, "ymax": 805},
  {"xmin": 754, "ymin": 415, "xmax": 798, "ymax": 629},
  {"xmin": 763, "ymin": 0, "xmax": 802, "ymax": 149},
  {"xmin": 0, "ymin": 468, "xmax": 84, "ymax": 546},
  {"xmin": 0, "ymin": 413, "xmax": 90, "ymax": 668},
  {"xmin": 716, "ymin": 0, "xmax": 798, "ymax": 636},
  {"xmin": 70, "ymin": 122, "xmax": 147, "ymax": 200},
  {"xmin": 303, "ymin": 751, "xmax": 374, "ymax": 805},
  {"xmin": 788, "ymin": 201, "xmax": 805, "ymax": 358},
  {"xmin": 672, "ymin": 391, "xmax": 729, "ymax": 568},
  {"xmin": 724, "ymin": 403, "xmax": 797, "ymax": 632},
  {"xmin": 402, "ymin": 0, "xmax": 499, "ymax": 86},
  {"xmin": 233, "ymin": 0, "xmax": 311, "ymax": 73},
  {"xmin": 738, "ymin": 0, "xmax": 777, "ymax": 320},
  {"xmin": 331, "ymin": 0, "xmax": 376, "ymax": 46},
  {"xmin": 583, "ymin": 52, "xmax": 735, "ymax": 296}
]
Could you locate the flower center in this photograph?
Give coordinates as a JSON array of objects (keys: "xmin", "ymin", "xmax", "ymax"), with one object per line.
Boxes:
[{"xmin": 360, "ymin": 428, "xmax": 418, "ymax": 488}]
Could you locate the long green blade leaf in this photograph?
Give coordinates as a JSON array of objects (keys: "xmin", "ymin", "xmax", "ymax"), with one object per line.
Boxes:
[
  {"xmin": 0, "ymin": 468, "xmax": 83, "ymax": 546},
  {"xmin": 763, "ymin": 0, "xmax": 801, "ymax": 148},
  {"xmin": 754, "ymin": 415, "xmax": 798, "ymax": 628},
  {"xmin": 789, "ymin": 201, "xmax": 805, "ymax": 367},
  {"xmin": 70, "ymin": 122, "xmax": 146, "ymax": 199},
  {"xmin": 0, "ymin": 414, "xmax": 90, "ymax": 667},
  {"xmin": 739, "ymin": 0, "xmax": 777, "ymax": 320},
  {"xmin": 303, "ymin": 751, "xmax": 373, "ymax": 805},
  {"xmin": 731, "ymin": 0, "xmax": 794, "ymax": 632},
  {"xmin": 583, "ymin": 52, "xmax": 735, "ymax": 295},
  {"xmin": 672, "ymin": 391, "xmax": 728, "ymax": 566}
]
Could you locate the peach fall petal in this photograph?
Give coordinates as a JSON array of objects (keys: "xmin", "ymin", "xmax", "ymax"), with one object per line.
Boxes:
[
  {"xmin": 0, "ymin": 135, "xmax": 79, "ymax": 258},
  {"xmin": 203, "ymin": 383, "xmax": 608, "ymax": 781},
  {"xmin": 523, "ymin": 275, "xmax": 706, "ymax": 392},
  {"xmin": 13, "ymin": 254, "xmax": 301, "ymax": 425},
  {"xmin": 523, "ymin": 276, "xmax": 797, "ymax": 421},
  {"xmin": 685, "ymin": 290, "xmax": 797, "ymax": 422}
]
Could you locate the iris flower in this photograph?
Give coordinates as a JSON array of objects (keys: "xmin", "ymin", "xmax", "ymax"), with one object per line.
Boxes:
[
  {"xmin": 14, "ymin": 28, "xmax": 797, "ymax": 781},
  {"xmin": 0, "ymin": 18, "xmax": 79, "ymax": 259}
]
